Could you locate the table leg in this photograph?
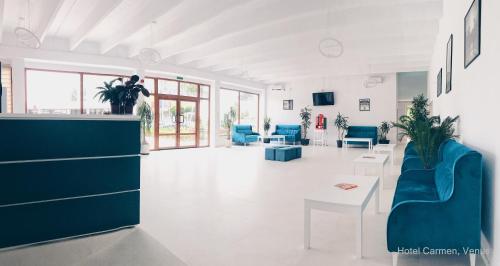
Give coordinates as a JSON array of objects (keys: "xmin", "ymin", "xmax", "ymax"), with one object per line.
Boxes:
[
  {"xmin": 375, "ymin": 181, "xmax": 380, "ymax": 214},
  {"xmin": 391, "ymin": 150, "xmax": 394, "ymax": 165},
  {"xmin": 356, "ymin": 211, "xmax": 363, "ymax": 258},
  {"xmin": 304, "ymin": 202, "xmax": 311, "ymax": 249}
]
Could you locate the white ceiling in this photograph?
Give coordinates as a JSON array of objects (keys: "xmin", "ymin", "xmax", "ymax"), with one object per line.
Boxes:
[{"xmin": 0, "ymin": 0, "xmax": 442, "ymax": 84}]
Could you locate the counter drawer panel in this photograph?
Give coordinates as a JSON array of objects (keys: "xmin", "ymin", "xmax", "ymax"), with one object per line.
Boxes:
[
  {"xmin": 0, "ymin": 156, "xmax": 140, "ymax": 206},
  {"xmin": 0, "ymin": 119, "xmax": 140, "ymax": 162},
  {"xmin": 0, "ymin": 191, "xmax": 140, "ymax": 249}
]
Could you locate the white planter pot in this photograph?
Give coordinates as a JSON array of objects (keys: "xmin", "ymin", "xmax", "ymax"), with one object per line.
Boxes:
[{"xmin": 141, "ymin": 143, "xmax": 150, "ymax": 155}]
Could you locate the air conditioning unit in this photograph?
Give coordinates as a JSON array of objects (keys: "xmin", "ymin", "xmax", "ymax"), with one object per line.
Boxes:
[
  {"xmin": 363, "ymin": 76, "xmax": 384, "ymax": 88},
  {"xmin": 269, "ymin": 83, "xmax": 286, "ymax": 91}
]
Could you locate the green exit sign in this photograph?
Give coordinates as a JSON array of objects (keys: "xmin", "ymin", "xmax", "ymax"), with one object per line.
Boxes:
[{"xmin": 176, "ymin": 76, "xmax": 183, "ymax": 80}]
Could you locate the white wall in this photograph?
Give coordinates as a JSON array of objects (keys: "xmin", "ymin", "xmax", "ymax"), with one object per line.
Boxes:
[
  {"xmin": 267, "ymin": 74, "xmax": 397, "ymax": 145},
  {"xmin": 427, "ymin": 0, "xmax": 500, "ymax": 263}
]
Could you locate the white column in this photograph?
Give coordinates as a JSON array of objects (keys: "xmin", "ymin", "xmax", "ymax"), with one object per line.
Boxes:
[
  {"xmin": 210, "ymin": 80, "xmax": 221, "ymax": 147},
  {"xmin": 11, "ymin": 58, "xmax": 26, "ymax": 114}
]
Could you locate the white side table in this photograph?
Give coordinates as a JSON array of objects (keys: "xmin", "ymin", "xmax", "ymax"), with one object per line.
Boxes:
[
  {"xmin": 312, "ymin": 128, "xmax": 328, "ymax": 146},
  {"xmin": 304, "ymin": 175, "xmax": 380, "ymax": 259},
  {"xmin": 353, "ymin": 153, "xmax": 388, "ymax": 191},
  {"xmin": 372, "ymin": 144, "xmax": 396, "ymax": 165},
  {"xmin": 343, "ymin": 137, "xmax": 373, "ymax": 150}
]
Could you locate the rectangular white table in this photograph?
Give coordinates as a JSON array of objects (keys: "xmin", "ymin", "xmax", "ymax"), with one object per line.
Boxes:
[
  {"xmin": 343, "ymin": 137, "xmax": 373, "ymax": 150},
  {"xmin": 353, "ymin": 153, "xmax": 389, "ymax": 191},
  {"xmin": 304, "ymin": 175, "xmax": 380, "ymax": 259},
  {"xmin": 372, "ymin": 144, "xmax": 396, "ymax": 165},
  {"xmin": 257, "ymin": 135, "xmax": 285, "ymax": 145}
]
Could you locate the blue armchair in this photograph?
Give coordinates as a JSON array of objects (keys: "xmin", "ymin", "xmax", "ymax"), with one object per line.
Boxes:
[
  {"xmin": 345, "ymin": 126, "xmax": 378, "ymax": 147},
  {"xmin": 232, "ymin": 125, "xmax": 260, "ymax": 145},
  {"xmin": 387, "ymin": 140, "xmax": 482, "ymax": 265},
  {"xmin": 271, "ymin": 125, "xmax": 301, "ymax": 144}
]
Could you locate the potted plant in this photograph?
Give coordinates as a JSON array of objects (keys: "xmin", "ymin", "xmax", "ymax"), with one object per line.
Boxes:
[
  {"xmin": 95, "ymin": 75, "xmax": 150, "ymax": 114},
  {"xmin": 378, "ymin": 121, "xmax": 392, "ymax": 144},
  {"xmin": 334, "ymin": 112, "xmax": 349, "ymax": 147},
  {"xmin": 263, "ymin": 117, "xmax": 271, "ymax": 143},
  {"xmin": 137, "ymin": 101, "xmax": 153, "ymax": 155},
  {"xmin": 299, "ymin": 106, "xmax": 312, "ymax": 145},
  {"xmin": 94, "ymin": 78, "xmax": 122, "ymax": 114},
  {"xmin": 393, "ymin": 94, "xmax": 459, "ymax": 168},
  {"xmin": 117, "ymin": 75, "xmax": 151, "ymax": 114},
  {"xmin": 222, "ymin": 106, "xmax": 237, "ymax": 147}
]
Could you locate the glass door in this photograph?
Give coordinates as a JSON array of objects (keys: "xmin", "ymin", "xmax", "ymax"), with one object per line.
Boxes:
[
  {"xmin": 158, "ymin": 99, "xmax": 177, "ymax": 148},
  {"xmin": 179, "ymin": 100, "xmax": 197, "ymax": 148},
  {"xmin": 158, "ymin": 98, "xmax": 198, "ymax": 149}
]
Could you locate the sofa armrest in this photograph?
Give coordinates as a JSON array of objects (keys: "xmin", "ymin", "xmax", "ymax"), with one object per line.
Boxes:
[
  {"xmin": 387, "ymin": 200, "xmax": 448, "ymax": 252},
  {"xmin": 232, "ymin": 132, "xmax": 246, "ymax": 143}
]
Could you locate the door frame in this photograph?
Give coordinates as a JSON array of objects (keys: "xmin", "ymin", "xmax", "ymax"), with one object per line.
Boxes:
[{"xmin": 156, "ymin": 95, "xmax": 200, "ymax": 150}]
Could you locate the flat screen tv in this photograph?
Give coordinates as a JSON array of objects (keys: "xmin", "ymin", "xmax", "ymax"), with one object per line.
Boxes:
[{"xmin": 313, "ymin": 92, "xmax": 334, "ymax": 106}]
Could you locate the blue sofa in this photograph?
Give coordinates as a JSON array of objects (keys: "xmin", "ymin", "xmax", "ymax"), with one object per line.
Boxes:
[
  {"xmin": 401, "ymin": 141, "xmax": 445, "ymax": 172},
  {"xmin": 387, "ymin": 140, "xmax": 482, "ymax": 265},
  {"xmin": 272, "ymin": 125, "xmax": 301, "ymax": 144},
  {"xmin": 344, "ymin": 126, "xmax": 378, "ymax": 147},
  {"xmin": 232, "ymin": 125, "xmax": 260, "ymax": 145}
]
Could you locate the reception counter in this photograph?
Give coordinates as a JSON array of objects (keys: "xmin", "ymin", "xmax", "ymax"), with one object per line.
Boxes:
[{"xmin": 0, "ymin": 114, "xmax": 141, "ymax": 249}]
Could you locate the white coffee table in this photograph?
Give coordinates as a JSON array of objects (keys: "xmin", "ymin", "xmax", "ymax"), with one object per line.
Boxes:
[
  {"xmin": 373, "ymin": 144, "xmax": 396, "ymax": 165},
  {"xmin": 304, "ymin": 175, "xmax": 380, "ymax": 259},
  {"xmin": 343, "ymin": 137, "xmax": 373, "ymax": 150},
  {"xmin": 258, "ymin": 135, "xmax": 285, "ymax": 145},
  {"xmin": 353, "ymin": 153, "xmax": 388, "ymax": 191}
]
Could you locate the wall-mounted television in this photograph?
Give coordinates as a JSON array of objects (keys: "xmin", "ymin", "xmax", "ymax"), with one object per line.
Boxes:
[{"xmin": 312, "ymin": 92, "xmax": 334, "ymax": 106}]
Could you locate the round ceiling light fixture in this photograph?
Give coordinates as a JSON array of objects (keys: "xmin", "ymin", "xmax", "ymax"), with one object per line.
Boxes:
[
  {"xmin": 15, "ymin": 25, "xmax": 41, "ymax": 49},
  {"xmin": 138, "ymin": 48, "xmax": 162, "ymax": 65},
  {"xmin": 138, "ymin": 21, "xmax": 162, "ymax": 65},
  {"xmin": 318, "ymin": 38, "xmax": 343, "ymax": 58}
]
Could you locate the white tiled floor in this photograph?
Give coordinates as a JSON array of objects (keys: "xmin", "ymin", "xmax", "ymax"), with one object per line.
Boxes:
[{"xmin": 0, "ymin": 144, "xmax": 484, "ymax": 266}]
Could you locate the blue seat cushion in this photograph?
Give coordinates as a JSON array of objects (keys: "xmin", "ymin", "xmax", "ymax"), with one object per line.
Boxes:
[{"xmin": 392, "ymin": 179, "xmax": 439, "ymax": 208}]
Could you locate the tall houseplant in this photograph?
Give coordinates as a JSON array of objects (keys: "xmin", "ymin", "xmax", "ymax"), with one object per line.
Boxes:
[
  {"xmin": 263, "ymin": 117, "xmax": 272, "ymax": 143},
  {"xmin": 222, "ymin": 106, "xmax": 237, "ymax": 147},
  {"xmin": 378, "ymin": 121, "xmax": 392, "ymax": 144},
  {"xmin": 393, "ymin": 94, "xmax": 459, "ymax": 168},
  {"xmin": 299, "ymin": 106, "xmax": 312, "ymax": 145},
  {"xmin": 137, "ymin": 101, "xmax": 153, "ymax": 154},
  {"xmin": 334, "ymin": 112, "xmax": 349, "ymax": 147}
]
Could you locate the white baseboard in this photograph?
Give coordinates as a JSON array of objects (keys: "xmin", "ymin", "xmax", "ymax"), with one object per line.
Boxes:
[{"xmin": 481, "ymin": 231, "xmax": 491, "ymax": 266}]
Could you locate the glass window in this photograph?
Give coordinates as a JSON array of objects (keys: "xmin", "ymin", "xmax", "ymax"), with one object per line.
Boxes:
[
  {"xmin": 26, "ymin": 70, "xmax": 81, "ymax": 114},
  {"xmin": 240, "ymin": 92, "xmax": 259, "ymax": 130},
  {"xmin": 83, "ymin": 74, "xmax": 120, "ymax": 114},
  {"xmin": 158, "ymin": 79, "xmax": 177, "ymax": 95},
  {"xmin": 200, "ymin": 85, "xmax": 210, "ymax": 98},
  {"xmin": 1, "ymin": 65, "xmax": 13, "ymax": 113},
  {"xmin": 219, "ymin": 89, "xmax": 239, "ymax": 135},
  {"xmin": 180, "ymin": 82, "xmax": 198, "ymax": 97},
  {"xmin": 199, "ymin": 99, "xmax": 209, "ymax": 146}
]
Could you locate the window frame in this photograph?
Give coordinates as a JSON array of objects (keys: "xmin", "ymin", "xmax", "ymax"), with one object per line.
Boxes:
[{"xmin": 219, "ymin": 87, "xmax": 260, "ymax": 132}]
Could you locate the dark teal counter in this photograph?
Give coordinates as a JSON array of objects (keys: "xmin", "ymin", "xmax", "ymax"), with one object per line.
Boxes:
[{"xmin": 0, "ymin": 114, "xmax": 141, "ymax": 249}]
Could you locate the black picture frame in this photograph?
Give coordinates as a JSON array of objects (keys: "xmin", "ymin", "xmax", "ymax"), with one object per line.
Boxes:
[
  {"xmin": 437, "ymin": 68, "xmax": 442, "ymax": 97},
  {"xmin": 359, "ymin": 98, "xmax": 370, "ymax": 111},
  {"xmin": 464, "ymin": 0, "xmax": 481, "ymax": 68},
  {"xmin": 283, "ymin": 100, "xmax": 293, "ymax": 110},
  {"xmin": 446, "ymin": 34, "xmax": 453, "ymax": 93}
]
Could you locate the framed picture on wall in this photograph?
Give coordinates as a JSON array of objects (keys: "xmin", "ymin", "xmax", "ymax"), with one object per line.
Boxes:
[
  {"xmin": 437, "ymin": 68, "xmax": 443, "ymax": 97},
  {"xmin": 446, "ymin": 34, "xmax": 453, "ymax": 93},
  {"xmin": 359, "ymin": 98, "xmax": 370, "ymax": 111},
  {"xmin": 283, "ymin": 100, "xmax": 293, "ymax": 110},
  {"xmin": 464, "ymin": 0, "xmax": 481, "ymax": 68}
]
